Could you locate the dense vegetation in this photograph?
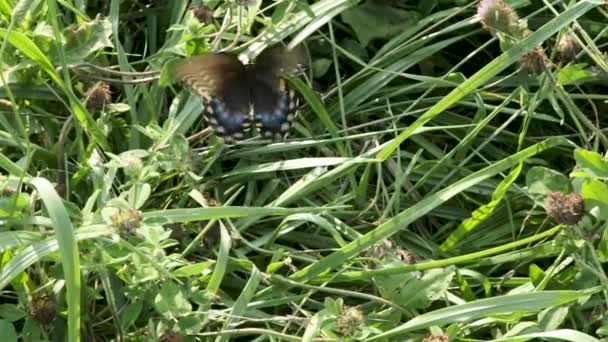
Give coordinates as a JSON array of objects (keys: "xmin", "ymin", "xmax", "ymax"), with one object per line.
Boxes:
[{"xmin": 1, "ymin": 0, "xmax": 608, "ymax": 341}]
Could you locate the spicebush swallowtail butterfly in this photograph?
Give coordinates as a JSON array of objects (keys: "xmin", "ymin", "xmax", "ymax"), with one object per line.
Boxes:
[{"xmin": 173, "ymin": 45, "xmax": 306, "ymax": 142}]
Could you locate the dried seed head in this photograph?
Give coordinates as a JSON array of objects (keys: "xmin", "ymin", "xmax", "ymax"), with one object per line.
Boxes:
[
  {"xmin": 203, "ymin": 192, "xmax": 220, "ymax": 207},
  {"xmin": 0, "ymin": 175, "xmax": 15, "ymax": 196},
  {"xmin": 29, "ymin": 295, "xmax": 57, "ymax": 325},
  {"xmin": 558, "ymin": 33, "xmax": 580, "ymax": 62},
  {"xmin": 85, "ymin": 81, "xmax": 112, "ymax": 110},
  {"xmin": 336, "ymin": 306, "xmax": 364, "ymax": 337},
  {"xmin": 189, "ymin": 5, "xmax": 213, "ymax": 24},
  {"xmin": 110, "ymin": 208, "xmax": 144, "ymax": 233},
  {"xmin": 546, "ymin": 192, "xmax": 585, "ymax": 225},
  {"xmin": 367, "ymin": 240, "xmax": 417, "ymax": 267},
  {"xmin": 159, "ymin": 330, "xmax": 184, "ymax": 342},
  {"xmin": 518, "ymin": 47, "xmax": 548, "ymax": 75},
  {"xmin": 423, "ymin": 334, "xmax": 450, "ymax": 342},
  {"xmin": 396, "ymin": 249, "xmax": 417, "ymax": 264},
  {"xmin": 477, "ymin": 0, "xmax": 519, "ymax": 33},
  {"xmin": 367, "ymin": 240, "xmax": 393, "ymax": 261}
]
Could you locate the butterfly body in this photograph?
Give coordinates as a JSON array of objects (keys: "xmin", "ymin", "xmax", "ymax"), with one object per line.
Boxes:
[{"xmin": 174, "ymin": 47, "xmax": 304, "ymax": 142}]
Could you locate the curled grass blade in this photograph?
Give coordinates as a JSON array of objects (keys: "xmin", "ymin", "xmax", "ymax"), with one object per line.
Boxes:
[
  {"xmin": 0, "ymin": 225, "xmax": 111, "ymax": 290},
  {"xmin": 365, "ymin": 289, "xmax": 601, "ymax": 341},
  {"xmin": 0, "ymin": 231, "xmax": 44, "ymax": 253},
  {"xmin": 487, "ymin": 329, "xmax": 600, "ymax": 342}
]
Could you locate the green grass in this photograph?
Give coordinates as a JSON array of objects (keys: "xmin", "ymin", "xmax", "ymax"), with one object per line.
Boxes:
[{"xmin": 1, "ymin": 0, "xmax": 608, "ymax": 341}]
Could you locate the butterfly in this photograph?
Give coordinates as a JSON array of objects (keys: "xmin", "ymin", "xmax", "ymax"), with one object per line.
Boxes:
[{"xmin": 173, "ymin": 45, "xmax": 306, "ymax": 142}]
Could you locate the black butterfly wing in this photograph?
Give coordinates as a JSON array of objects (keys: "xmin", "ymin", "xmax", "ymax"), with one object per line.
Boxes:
[
  {"xmin": 255, "ymin": 45, "xmax": 307, "ymax": 75},
  {"xmin": 173, "ymin": 53, "xmax": 252, "ymax": 141},
  {"xmin": 250, "ymin": 46, "xmax": 305, "ymax": 139},
  {"xmin": 249, "ymin": 68, "xmax": 297, "ymax": 139}
]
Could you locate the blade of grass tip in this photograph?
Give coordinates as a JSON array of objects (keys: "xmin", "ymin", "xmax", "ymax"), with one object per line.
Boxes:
[
  {"xmin": 376, "ymin": 0, "xmax": 602, "ymax": 161},
  {"xmin": 365, "ymin": 289, "xmax": 601, "ymax": 341},
  {"xmin": 218, "ymin": 267, "xmax": 262, "ymax": 342},
  {"xmin": 206, "ymin": 223, "xmax": 231, "ymax": 295},
  {"xmin": 289, "ymin": 137, "xmax": 574, "ymax": 283},
  {"xmin": 8, "ymin": 0, "xmax": 33, "ymax": 25},
  {"xmin": 436, "ymin": 163, "xmax": 523, "ymax": 256},
  {"xmin": 29, "ymin": 177, "xmax": 81, "ymax": 342}
]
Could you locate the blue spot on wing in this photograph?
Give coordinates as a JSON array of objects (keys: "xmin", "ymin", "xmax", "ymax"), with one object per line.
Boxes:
[
  {"xmin": 176, "ymin": 46, "xmax": 303, "ymax": 142},
  {"xmin": 208, "ymin": 98, "xmax": 250, "ymax": 138},
  {"xmin": 251, "ymin": 78, "xmax": 297, "ymax": 139}
]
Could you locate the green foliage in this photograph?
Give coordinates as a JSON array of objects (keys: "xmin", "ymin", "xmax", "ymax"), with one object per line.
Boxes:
[{"xmin": 341, "ymin": 1, "xmax": 420, "ymax": 46}]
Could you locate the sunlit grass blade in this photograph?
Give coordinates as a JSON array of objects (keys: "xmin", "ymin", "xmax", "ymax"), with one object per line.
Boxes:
[
  {"xmin": 377, "ymin": 0, "xmax": 602, "ymax": 161},
  {"xmin": 0, "ymin": 225, "xmax": 111, "ymax": 291},
  {"xmin": 366, "ymin": 289, "xmax": 600, "ymax": 341},
  {"xmin": 206, "ymin": 223, "xmax": 231, "ymax": 295},
  {"xmin": 218, "ymin": 267, "xmax": 262, "ymax": 342},
  {"xmin": 488, "ymin": 329, "xmax": 600, "ymax": 342},
  {"xmin": 290, "ymin": 137, "xmax": 574, "ymax": 282},
  {"xmin": 243, "ymin": 0, "xmax": 361, "ymax": 59},
  {"xmin": 143, "ymin": 206, "xmax": 342, "ymax": 224},
  {"xmin": 27, "ymin": 178, "xmax": 80, "ymax": 342},
  {"xmin": 437, "ymin": 163, "xmax": 523, "ymax": 255}
]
